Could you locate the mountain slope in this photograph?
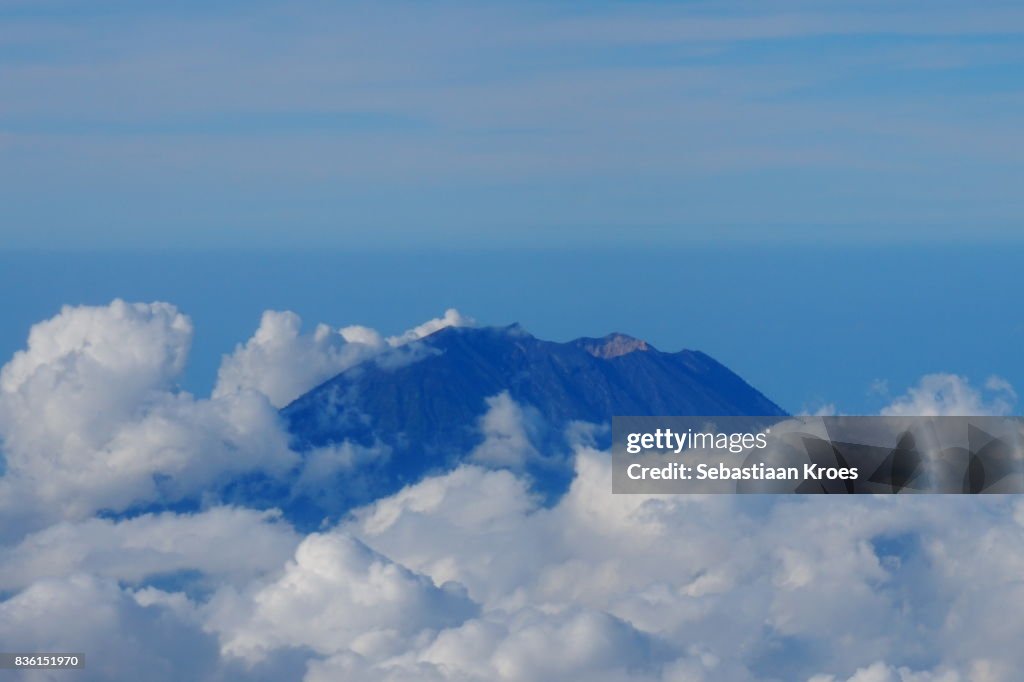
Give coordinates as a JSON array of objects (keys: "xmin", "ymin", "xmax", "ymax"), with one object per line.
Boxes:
[{"xmin": 280, "ymin": 324, "xmax": 784, "ymax": 511}]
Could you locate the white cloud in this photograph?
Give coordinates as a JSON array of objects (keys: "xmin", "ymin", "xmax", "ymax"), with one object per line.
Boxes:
[
  {"xmin": 881, "ymin": 373, "xmax": 1016, "ymax": 416},
  {"xmin": 302, "ymin": 606, "xmax": 751, "ymax": 682},
  {"xmin": 984, "ymin": 376, "xmax": 1017, "ymax": 403},
  {"xmin": 387, "ymin": 308, "xmax": 475, "ymax": 346},
  {"xmin": 214, "ymin": 310, "xmax": 387, "ymax": 408},
  {"xmin": 341, "ymin": 444, "xmax": 1024, "ymax": 680},
  {"xmin": 0, "ymin": 572, "xmax": 310, "ymax": 682},
  {"xmin": 340, "ymin": 324, "xmax": 387, "ymax": 346},
  {"xmin": 0, "ymin": 507, "xmax": 300, "ymax": 592},
  {"xmin": 0, "ymin": 301, "xmax": 297, "ymax": 532},
  {"xmin": 210, "ymin": 532, "xmax": 477, "ymax": 662},
  {"xmin": 352, "ymin": 465, "xmax": 542, "ymax": 606},
  {"xmin": 454, "ymin": 609, "xmax": 659, "ymax": 682},
  {"xmin": 4, "ymin": 302, "xmax": 1024, "ymax": 680},
  {"xmin": 469, "ymin": 392, "xmax": 544, "ymax": 469},
  {"xmin": 0, "ymin": 299, "xmax": 191, "ymax": 399},
  {"xmin": 215, "ymin": 308, "xmax": 473, "ymax": 408},
  {"xmin": 293, "ymin": 441, "xmax": 392, "ymax": 494},
  {"xmin": 4, "ymin": 431, "xmax": 1024, "ymax": 681},
  {"xmin": 0, "ymin": 303, "xmax": 477, "ymax": 534},
  {"xmin": 809, "ymin": 662, "xmax": 964, "ymax": 682},
  {"xmin": 802, "ymin": 402, "xmax": 837, "ymax": 416},
  {"xmin": 0, "ymin": 574, "xmax": 222, "ymax": 682}
]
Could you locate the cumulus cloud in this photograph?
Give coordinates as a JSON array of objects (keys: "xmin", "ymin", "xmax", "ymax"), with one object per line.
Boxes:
[
  {"xmin": 0, "ymin": 574, "xmax": 220, "ymax": 682},
  {"xmin": 0, "ymin": 303, "xmax": 478, "ymax": 535},
  {"xmin": 0, "ymin": 300, "xmax": 192, "ymax": 454},
  {"xmin": 0, "ymin": 301, "xmax": 297, "ymax": 532},
  {"xmin": 341, "ymin": 446, "xmax": 1024, "ymax": 681},
  {"xmin": 0, "ymin": 573, "xmax": 308, "ymax": 682},
  {"xmin": 214, "ymin": 308, "xmax": 473, "ymax": 408},
  {"xmin": 0, "ymin": 507, "xmax": 300, "ymax": 592},
  {"xmin": 469, "ymin": 392, "xmax": 544, "ymax": 469},
  {"xmin": 303, "ymin": 607, "xmax": 683, "ymax": 682},
  {"xmin": 5, "ymin": 434, "xmax": 1024, "ymax": 680},
  {"xmin": 213, "ymin": 310, "xmax": 387, "ymax": 408},
  {"xmin": 210, "ymin": 532, "xmax": 477, "ymax": 662},
  {"xmin": 0, "ymin": 300, "xmax": 192, "ymax": 398},
  {"xmin": 3, "ymin": 302, "xmax": 1024, "ymax": 681},
  {"xmin": 881, "ymin": 373, "xmax": 1016, "ymax": 416}
]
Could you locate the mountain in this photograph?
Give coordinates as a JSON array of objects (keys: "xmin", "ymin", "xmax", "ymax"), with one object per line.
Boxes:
[{"xmin": 279, "ymin": 324, "xmax": 785, "ymax": 515}]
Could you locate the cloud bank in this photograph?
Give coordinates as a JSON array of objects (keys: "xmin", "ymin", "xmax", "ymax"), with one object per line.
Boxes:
[
  {"xmin": 0, "ymin": 301, "xmax": 296, "ymax": 532},
  {"xmin": 0, "ymin": 301, "xmax": 1021, "ymax": 681}
]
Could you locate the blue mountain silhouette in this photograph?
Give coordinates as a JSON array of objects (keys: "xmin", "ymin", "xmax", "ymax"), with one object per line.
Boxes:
[{"xmin": 274, "ymin": 324, "xmax": 785, "ymax": 520}]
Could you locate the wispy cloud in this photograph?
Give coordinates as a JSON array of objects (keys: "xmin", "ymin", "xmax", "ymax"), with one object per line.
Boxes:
[{"xmin": 1, "ymin": 1, "xmax": 1022, "ymax": 246}]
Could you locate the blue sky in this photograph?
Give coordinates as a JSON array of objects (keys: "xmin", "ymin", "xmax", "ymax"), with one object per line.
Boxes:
[
  {"xmin": 1, "ymin": 246, "xmax": 1021, "ymax": 416},
  {"xmin": 1, "ymin": 0, "xmax": 1022, "ymax": 413},
  {"xmin": 1, "ymin": 0, "xmax": 1023, "ymax": 247}
]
